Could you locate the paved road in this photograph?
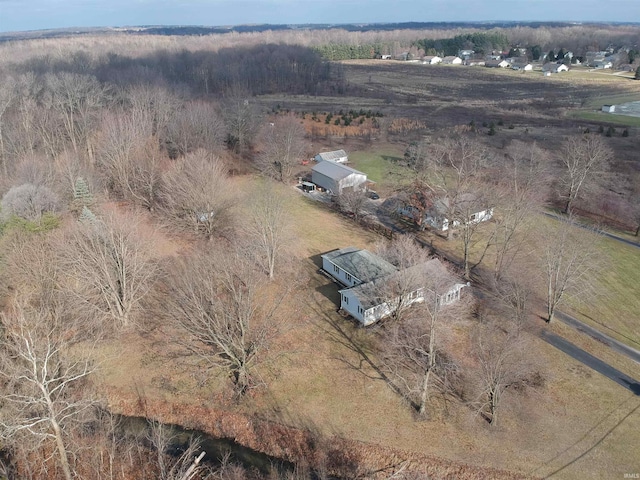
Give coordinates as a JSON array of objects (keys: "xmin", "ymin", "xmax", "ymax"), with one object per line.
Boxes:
[
  {"xmin": 541, "ymin": 331, "xmax": 640, "ymax": 395},
  {"xmin": 555, "ymin": 310, "xmax": 640, "ymax": 365},
  {"xmin": 542, "ymin": 211, "xmax": 640, "ymax": 249}
]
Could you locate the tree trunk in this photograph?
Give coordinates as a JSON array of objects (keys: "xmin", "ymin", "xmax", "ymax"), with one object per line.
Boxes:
[
  {"xmin": 51, "ymin": 417, "xmax": 74, "ymax": 480},
  {"xmin": 418, "ymin": 368, "xmax": 431, "ymax": 415}
]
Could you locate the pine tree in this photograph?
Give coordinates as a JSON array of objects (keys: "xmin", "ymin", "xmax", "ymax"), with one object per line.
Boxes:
[
  {"xmin": 72, "ymin": 177, "xmax": 93, "ymax": 212},
  {"xmin": 78, "ymin": 206, "xmax": 97, "ymax": 224},
  {"xmin": 635, "ymin": 68, "xmax": 640, "ymax": 80}
]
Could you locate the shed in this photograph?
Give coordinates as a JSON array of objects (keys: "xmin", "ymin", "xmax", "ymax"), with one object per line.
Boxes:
[
  {"xmin": 315, "ymin": 149, "xmax": 348, "ymax": 164},
  {"xmin": 311, "ymin": 161, "xmax": 367, "ymax": 195},
  {"xmin": 602, "ymin": 105, "xmax": 616, "ymax": 113}
]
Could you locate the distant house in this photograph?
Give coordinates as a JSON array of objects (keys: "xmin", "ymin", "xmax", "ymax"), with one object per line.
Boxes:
[
  {"xmin": 619, "ymin": 64, "xmax": 636, "ymax": 72},
  {"xmin": 423, "ymin": 55, "xmax": 442, "ymax": 65},
  {"xmin": 311, "ymin": 161, "xmax": 367, "ymax": 195},
  {"xmin": 593, "ymin": 60, "xmax": 613, "ymax": 69},
  {"xmin": 602, "ymin": 105, "xmax": 616, "ymax": 113},
  {"xmin": 512, "ymin": 63, "xmax": 533, "ymax": 71},
  {"xmin": 321, "ymin": 247, "xmax": 467, "ymax": 326},
  {"xmin": 380, "ymin": 55, "xmax": 392, "ymax": 60},
  {"xmin": 442, "ymin": 56, "xmax": 462, "ymax": 65},
  {"xmin": 485, "ymin": 59, "xmax": 510, "ymax": 68},
  {"xmin": 542, "ymin": 63, "xmax": 569, "ymax": 74},
  {"xmin": 464, "ymin": 60, "xmax": 485, "ymax": 66},
  {"xmin": 315, "ymin": 149, "xmax": 348, "ymax": 164},
  {"xmin": 458, "ymin": 49, "xmax": 475, "ymax": 60}
]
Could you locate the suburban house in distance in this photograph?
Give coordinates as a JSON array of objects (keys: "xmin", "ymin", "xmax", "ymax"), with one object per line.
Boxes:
[
  {"xmin": 314, "ymin": 149, "xmax": 348, "ymax": 164},
  {"xmin": 485, "ymin": 59, "xmax": 510, "ymax": 68},
  {"xmin": 321, "ymin": 247, "xmax": 467, "ymax": 326},
  {"xmin": 442, "ymin": 56, "xmax": 463, "ymax": 65},
  {"xmin": 311, "ymin": 161, "xmax": 367, "ymax": 195},
  {"xmin": 423, "ymin": 55, "xmax": 442, "ymax": 65},
  {"xmin": 543, "ymin": 63, "xmax": 569, "ymax": 74}
]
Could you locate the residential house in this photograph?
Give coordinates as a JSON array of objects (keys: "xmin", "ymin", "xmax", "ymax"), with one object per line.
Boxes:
[
  {"xmin": 398, "ymin": 194, "xmax": 493, "ymax": 232},
  {"xmin": 485, "ymin": 59, "xmax": 510, "ymax": 68},
  {"xmin": 442, "ymin": 56, "xmax": 462, "ymax": 65},
  {"xmin": 315, "ymin": 149, "xmax": 348, "ymax": 164},
  {"xmin": 458, "ymin": 49, "xmax": 475, "ymax": 60},
  {"xmin": 542, "ymin": 63, "xmax": 569, "ymax": 74},
  {"xmin": 322, "ymin": 247, "xmax": 467, "ymax": 326},
  {"xmin": 423, "ymin": 55, "xmax": 442, "ymax": 65},
  {"xmin": 512, "ymin": 63, "xmax": 533, "ymax": 71},
  {"xmin": 311, "ymin": 161, "xmax": 367, "ymax": 195},
  {"xmin": 593, "ymin": 60, "xmax": 613, "ymax": 69},
  {"xmin": 619, "ymin": 64, "xmax": 636, "ymax": 72}
]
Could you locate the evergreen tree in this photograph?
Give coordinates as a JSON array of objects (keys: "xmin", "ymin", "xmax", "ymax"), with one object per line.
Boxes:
[
  {"xmin": 78, "ymin": 206, "xmax": 97, "ymax": 224},
  {"xmin": 635, "ymin": 68, "xmax": 640, "ymax": 80},
  {"xmin": 73, "ymin": 177, "xmax": 93, "ymax": 211}
]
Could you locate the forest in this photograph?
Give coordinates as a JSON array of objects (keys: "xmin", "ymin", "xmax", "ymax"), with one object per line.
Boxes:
[{"xmin": 0, "ymin": 22, "xmax": 638, "ymax": 480}]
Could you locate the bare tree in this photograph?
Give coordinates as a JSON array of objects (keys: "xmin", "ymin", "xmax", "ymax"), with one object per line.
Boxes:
[
  {"xmin": 243, "ymin": 182, "xmax": 292, "ymax": 279},
  {"xmin": 469, "ymin": 322, "xmax": 537, "ymax": 426},
  {"xmin": 165, "ymin": 101, "xmax": 225, "ymax": 158},
  {"xmin": 0, "ymin": 302, "xmax": 97, "ymax": 480},
  {"xmin": 336, "ymin": 189, "xmax": 370, "ymax": 224},
  {"xmin": 542, "ymin": 216, "xmax": 602, "ymax": 323},
  {"xmin": 1, "ymin": 183, "xmax": 60, "ymax": 223},
  {"xmin": 44, "ymin": 72, "xmax": 108, "ymax": 161},
  {"xmin": 489, "ymin": 141, "xmax": 549, "ymax": 281},
  {"xmin": 0, "ymin": 75, "xmax": 17, "ymax": 175},
  {"xmin": 257, "ymin": 113, "xmax": 308, "ymax": 182},
  {"xmin": 97, "ymin": 111, "xmax": 163, "ymax": 210},
  {"xmin": 60, "ymin": 211, "xmax": 158, "ymax": 330},
  {"xmin": 147, "ymin": 421, "xmax": 209, "ymax": 480},
  {"xmin": 166, "ymin": 247, "xmax": 285, "ymax": 394},
  {"xmin": 161, "ymin": 149, "xmax": 236, "ymax": 239},
  {"xmin": 559, "ymin": 134, "xmax": 612, "ymax": 214},
  {"xmin": 380, "ymin": 253, "xmax": 468, "ymax": 415},
  {"xmin": 220, "ymin": 87, "xmax": 261, "ymax": 155}
]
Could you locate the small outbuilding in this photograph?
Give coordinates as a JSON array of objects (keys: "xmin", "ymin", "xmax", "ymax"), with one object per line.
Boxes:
[
  {"xmin": 315, "ymin": 149, "xmax": 348, "ymax": 164},
  {"xmin": 602, "ymin": 105, "xmax": 616, "ymax": 113},
  {"xmin": 311, "ymin": 161, "xmax": 367, "ymax": 195}
]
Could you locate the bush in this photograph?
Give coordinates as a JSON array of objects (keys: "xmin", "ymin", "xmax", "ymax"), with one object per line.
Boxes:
[{"xmin": 1, "ymin": 183, "xmax": 59, "ymax": 223}]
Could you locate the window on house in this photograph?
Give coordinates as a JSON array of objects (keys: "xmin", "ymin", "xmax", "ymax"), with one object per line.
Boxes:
[
  {"xmin": 346, "ymin": 273, "xmax": 352, "ymax": 282},
  {"xmin": 343, "ymin": 295, "xmax": 349, "ymax": 305},
  {"xmin": 334, "ymin": 264, "xmax": 339, "ymax": 273}
]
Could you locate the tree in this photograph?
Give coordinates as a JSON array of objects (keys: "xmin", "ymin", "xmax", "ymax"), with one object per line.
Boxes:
[
  {"xmin": 469, "ymin": 322, "xmax": 536, "ymax": 426},
  {"xmin": 164, "ymin": 101, "xmax": 225, "ymax": 159},
  {"xmin": 221, "ymin": 87, "xmax": 261, "ymax": 154},
  {"xmin": 72, "ymin": 176, "xmax": 93, "ymax": 213},
  {"xmin": 147, "ymin": 421, "xmax": 209, "ymax": 480},
  {"xmin": 0, "ymin": 302, "xmax": 96, "ymax": 480},
  {"xmin": 1, "ymin": 183, "xmax": 59, "ymax": 223},
  {"xmin": 60, "ymin": 211, "xmax": 158, "ymax": 330},
  {"xmin": 336, "ymin": 188, "xmax": 370, "ymax": 224},
  {"xmin": 257, "ymin": 113, "xmax": 308, "ymax": 182},
  {"xmin": 166, "ymin": 247, "xmax": 285, "ymax": 394},
  {"xmin": 244, "ymin": 182, "xmax": 293, "ymax": 279},
  {"xmin": 379, "ymin": 246, "xmax": 468, "ymax": 415},
  {"xmin": 635, "ymin": 67, "xmax": 640, "ymax": 80},
  {"xmin": 160, "ymin": 149, "xmax": 236, "ymax": 239},
  {"xmin": 559, "ymin": 134, "xmax": 612, "ymax": 214},
  {"xmin": 542, "ymin": 216, "xmax": 602, "ymax": 323}
]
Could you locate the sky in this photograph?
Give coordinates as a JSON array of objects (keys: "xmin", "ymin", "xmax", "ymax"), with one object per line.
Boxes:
[{"xmin": 0, "ymin": 0, "xmax": 639, "ymax": 33}]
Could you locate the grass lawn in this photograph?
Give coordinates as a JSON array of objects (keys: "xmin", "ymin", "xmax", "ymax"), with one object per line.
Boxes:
[
  {"xmin": 569, "ymin": 110, "xmax": 640, "ymax": 127},
  {"xmin": 348, "ymin": 146, "xmax": 413, "ymax": 190}
]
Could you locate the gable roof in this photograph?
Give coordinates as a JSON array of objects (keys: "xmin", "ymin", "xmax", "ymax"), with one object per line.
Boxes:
[
  {"xmin": 322, "ymin": 247, "xmax": 397, "ymax": 284},
  {"xmin": 316, "ymin": 150, "xmax": 347, "ymax": 162},
  {"xmin": 312, "ymin": 161, "xmax": 366, "ymax": 181}
]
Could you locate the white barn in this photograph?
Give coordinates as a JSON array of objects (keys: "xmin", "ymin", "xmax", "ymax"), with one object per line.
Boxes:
[
  {"xmin": 423, "ymin": 56, "xmax": 442, "ymax": 65},
  {"xmin": 315, "ymin": 149, "xmax": 349, "ymax": 164},
  {"xmin": 322, "ymin": 247, "xmax": 467, "ymax": 326},
  {"xmin": 311, "ymin": 161, "xmax": 367, "ymax": 195}
]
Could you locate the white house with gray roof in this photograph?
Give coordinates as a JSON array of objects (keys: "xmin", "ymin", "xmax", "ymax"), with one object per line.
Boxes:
[
  {"xmin": 321, "ymin": 247, "xmax": 467, "ymax": 326},
  {"xmin": 314, "ymin": 149, "xmax": 348, "ymax": 164},
  {"xmin": 311, "ymin": 161, "xmax": 367, "ymax": 195}
]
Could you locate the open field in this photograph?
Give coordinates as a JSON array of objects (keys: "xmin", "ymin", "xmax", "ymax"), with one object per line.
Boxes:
[{"xmin": 98, "ymin": 178, "xmax": 640, "ymax": 479}]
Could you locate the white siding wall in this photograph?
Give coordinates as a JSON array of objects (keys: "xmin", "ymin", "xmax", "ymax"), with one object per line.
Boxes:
[
  {"xmin": 322, "ymin": 257, "xmax": 361, "ymax": 288},
  {"xmin": 337, "ymin": 173, "xmax": 367, "ymax": 193}
]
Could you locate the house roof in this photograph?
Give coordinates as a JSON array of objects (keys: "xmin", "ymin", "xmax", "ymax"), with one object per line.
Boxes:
[
  {"xmin": 442, "ymin": 56, "xmax": 461, "ymax": 61},
  {"xmin": 343, "ymin": 258, "xmax": 457, "ymax": 310},
  {"xmin": 322, "ymin": 247, "xmax": 397, "ymax": 284},
  {"xmin": 312, "ymin": 161, "xmax": 366, "ymax": 181},
  {"xmin": 316, "ymin": 150, "xmax": 347, "ymax": 162}
]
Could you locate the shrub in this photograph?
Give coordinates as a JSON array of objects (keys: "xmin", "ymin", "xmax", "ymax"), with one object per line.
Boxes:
[{"xmin": 1, "ymin": 183, "xmax": 59, "ymax": 223}]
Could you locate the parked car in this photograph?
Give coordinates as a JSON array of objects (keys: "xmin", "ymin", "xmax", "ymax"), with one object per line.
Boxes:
[{"xmin": 367, "ymin": 191, "xmax": 380, "ymax": 200}]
